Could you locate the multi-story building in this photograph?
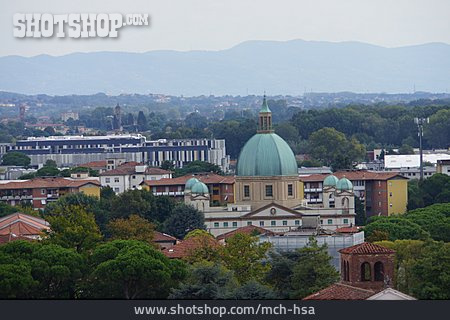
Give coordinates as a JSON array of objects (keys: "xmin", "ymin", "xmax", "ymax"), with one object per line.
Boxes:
[
  {"xmin": 5, "ymin": 134, "xmax": 230, "ymax": 172},
  {"xmin": 182, "ymin": 98, "xmax": 356, "ymax": 237},
  {"xmin": 141, "ymin": 172, "xmax": 235, "ymax": 205},
  {"xmin": 0, "ymin": 176, "xmax": 100, "ymax": 209},
  {"xmin": 100, "ymin": 162, "xmax": 172, "ymax": 194},
  {"xmin": 300, "ymin": 171, "xmax": 408, "ymax": 217},
  {"xmin": 61, "ymin": 112, "xmax": 79, "ymax": 122},
  {"xmin": 437, "ymin": 159, "xmax": 450, "ymax": 176}
]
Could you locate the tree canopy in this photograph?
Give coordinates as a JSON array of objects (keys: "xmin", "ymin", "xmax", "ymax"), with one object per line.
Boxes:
[{"xmin": 1, "ymin": 152, "xmax": 31, "ymax": 167}]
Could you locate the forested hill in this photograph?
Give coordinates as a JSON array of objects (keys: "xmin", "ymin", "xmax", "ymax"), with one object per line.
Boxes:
[{"xmin": 1, "ymin": 40, "xmax": 449, "ymax": 95}]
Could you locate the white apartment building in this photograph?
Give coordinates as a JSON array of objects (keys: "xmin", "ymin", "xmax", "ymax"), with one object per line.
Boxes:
[{"xmin": 100, "ymin": 162, "xmax": 172, "ymax": 193}]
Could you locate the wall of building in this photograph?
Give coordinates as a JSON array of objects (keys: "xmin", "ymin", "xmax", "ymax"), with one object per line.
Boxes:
[
  {"xmin": 79, "ymin": 185, "xmax": 101, "ymax": 198},
  {"xmin": 387, "ymin": 179, "xmax": 408, "ymax": 215},
  {"xmin": 235, "ymin": 176, "xmax": 301, "ymax": 210}
]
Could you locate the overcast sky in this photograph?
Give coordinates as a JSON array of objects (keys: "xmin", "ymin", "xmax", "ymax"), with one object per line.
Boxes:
[{"xmin": 1, "ymin": 0, "xmax": 449, "ymax": 57}]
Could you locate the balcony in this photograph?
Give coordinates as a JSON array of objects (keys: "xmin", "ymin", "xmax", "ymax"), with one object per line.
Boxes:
[{"xmin": 304, "ymin": 188, "xmax": 323, "ymax": 193}]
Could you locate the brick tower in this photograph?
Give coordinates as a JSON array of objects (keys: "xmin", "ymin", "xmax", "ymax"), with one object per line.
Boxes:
[{"xmin": 339, "ymin": 242, "xmax": 395, "ymax": 291}]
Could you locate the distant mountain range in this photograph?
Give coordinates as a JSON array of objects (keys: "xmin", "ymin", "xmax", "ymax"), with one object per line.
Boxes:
[{"xmin": 1, "ymin": 40, "xmax": 449, "ymax": 96}]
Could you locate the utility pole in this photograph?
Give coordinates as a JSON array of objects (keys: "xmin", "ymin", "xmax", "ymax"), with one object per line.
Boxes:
[{"xmin": 414, "ymin": 117, "xmax": 429, "ymax": 181}]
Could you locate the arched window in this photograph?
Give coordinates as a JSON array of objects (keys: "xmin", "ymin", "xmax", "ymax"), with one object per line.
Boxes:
[
  {"xmin": 329, "ymin": 193, "xmax": 335, "ymax": 208},
  {"xmin": 341, "ymin": 259, "xmax": 346, "ymax": 280},
  {"xmin": 342, "ymin": 197, "xmax": 349, "ymax": 214},
  {"xmin": 374, "ymin": 261, "xmax": 384, "ymax": 281},
  {"xmin": 361, "ymin": 262, "xmax": 371, "ymax": 281},
  {"xmin": 346, "ymin": 261, "xmax": 350, "ymax": 281}
]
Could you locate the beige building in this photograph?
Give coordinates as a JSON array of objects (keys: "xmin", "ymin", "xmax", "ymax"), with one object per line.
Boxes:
[{"xmin": 184, "ymin": 97, "xmax": 356, "ymax": 237}]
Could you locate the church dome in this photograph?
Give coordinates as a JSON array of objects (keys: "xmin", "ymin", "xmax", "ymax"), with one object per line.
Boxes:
[
  {"xmin": 191, "ymin": 181, "xmax": 209, "ymax": 194},
  {"xmin": 324, "ymin": 175, "xmax": 339, "ymax": 187},
  {"xmin": 185, "ymin": 177, "xmax": 199, "ymax": 190},
  {"xmin": 336, "ymin": 177, "xmax": 353, "ymax": 191},
  {"xmin": 237, "ymin": 133, "xmax": 298, "ymax": 176}
]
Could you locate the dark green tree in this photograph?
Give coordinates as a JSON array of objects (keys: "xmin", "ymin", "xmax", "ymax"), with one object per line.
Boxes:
[
  {"xmin": 87, "ymin": 240, "xmax": 187, "ymax": 299},
  {"xmin": 291, "ymin": 239, "xmax": 339, "ymax": 299},
  {"xmin": 162, "ymin": 204, "xmax": 205, "ymax": 239},
  {"xmin": 1, "ymin": 152, "xmax": 31, "ymax": 167},
  {"xmin": 44, "ymin": 205, "xmax": 102, "ymax": 253},
  {"xmin": 169, "ymin": 262, "xmax": 236, "ymax": 299}
]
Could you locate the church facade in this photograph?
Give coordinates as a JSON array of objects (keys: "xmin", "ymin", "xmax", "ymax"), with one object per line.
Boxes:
[{"xmin": 184, "ymin": 96, "xmax": 356, "ymax": 237}]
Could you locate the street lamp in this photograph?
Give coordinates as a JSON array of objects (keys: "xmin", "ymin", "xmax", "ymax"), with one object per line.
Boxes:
[{"xmin": 414, "ymin": 117, "xmax": 429, "ymax": 181}]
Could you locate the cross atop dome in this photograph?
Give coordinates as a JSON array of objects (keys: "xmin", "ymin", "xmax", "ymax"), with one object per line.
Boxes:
[{"xmin": 258, "ymin": 94, "xmax": 273, "ymax": 133}]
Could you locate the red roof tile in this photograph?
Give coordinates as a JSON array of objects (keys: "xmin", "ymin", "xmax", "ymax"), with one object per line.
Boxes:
[
  {"xmin": 78, "ymin": 160, "xmax": 107, "ymax": 168},
  {"xmin": 216, "ymin": 225, "xmax": 276, "ymax": 241},
  {"xmin": 303, "ymin": 283, "xmax": 376, "ymax": 300},
  {"xmin": 153, "ymin": 231, "xmax": 177, "ymax": 242},
  {"xmin": 300, "ymin": 171, "xmax": 406, "ymax": 182},
  {"xmin": 100, "ymin": 163, "xmax": 171, "ymax": 176},
  {"xmin": 0, "ymin": 212, "xmax": 50, "ymax": 237},
  {"xmin": 0, "ymin": 177, "xmax": 100, "ymax": 190},
  {"xmin": 335, "ymin": 226, "xmax": 362, "ymax": 234},
  {"xmin": 339, "ymin": 242, "xmax": 395, "ymax": 255},
  {"xmin": 162, "ymin": 236, "xmax": 219, "ymax": 259},
  {"xmin": 142, "ymin": 173, "xmax": 234, "ymax": 187},
  {"xmin": 0, "ymin": 234, "xmax": 33, "ymax": 244}
]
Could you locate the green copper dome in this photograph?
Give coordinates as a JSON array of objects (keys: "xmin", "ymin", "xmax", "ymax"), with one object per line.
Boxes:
[
  {"xmin": 185, "ymin": 177, "xmax": 199, "ymax": 190},
  {"xmin": 237, "ymin": 133, "xmax": 298, "ymax": 176},
  {"xmin": 191, "ymin": 181, "xmax": 209, "ymax": 194},
  {"xmin": 336, "ymin": 177, "xmax": 353, "ymax": 191},
  {"xmin": 324, "ymin": 175, "xmax": 339, "ymax": 187}
]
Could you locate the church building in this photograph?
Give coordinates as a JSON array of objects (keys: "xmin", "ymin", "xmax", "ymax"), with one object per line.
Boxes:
[{"xmin": 184, "ymin": 96, "xmax": 356, "ymax": 237}]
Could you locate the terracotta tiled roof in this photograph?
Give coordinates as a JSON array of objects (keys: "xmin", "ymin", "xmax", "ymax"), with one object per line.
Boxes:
[
  {"xmin": 300, "ymin": 171, "xmax": 406, "ymax": 182},
  {"xmin": 339, "ymin": 242, "xmax": 395, "ymax": 255},
  {"xmin": 162, "ymin": 236, "xmax": 219, "ymax": 259},
  {"xmin": 78, "ymin": 160, "xmax": 107, "ymax": 168},
  {"xmin": 153, "ymin": 231, "xmax": 177, "ymax": 242},
  {"xmin": 0, "ymin": 177, "xmax": 100, "ymax": 190},
  {"xmin": 142, "ymin": 173, "xmax": 235, "ymax": 187},
  {"xmin": 0, "ymin": 234, "xmax": 32, "ymax": 244},
  {"xmin": 303, "ymin": 283, "xmax": 376, "ymax": 300},
  {"xmin": 0, "ymin": 212, "xmax": 50, "ymax": 236},
  {"xmin": 335, "ymin": 226, "xmax": 362, "ymax": 234},
  {"xmin": 100, "ymin": 163, "xmax": 171, "ymax": 176},
  {"xmin": 216, "ymin": 225, "xmax": 276, "ymax": 241}
]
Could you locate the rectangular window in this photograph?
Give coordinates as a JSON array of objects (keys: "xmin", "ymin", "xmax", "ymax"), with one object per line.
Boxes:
[
  {"xmin": 214, "ymin": 222, "xmax": 219, "ymax": 228},
  {"xmin": 343, "ymin": 218, "xmax": 349, "ymax": 224},
  {"xmin": 41, "ymin": 189, "xmax": 46, "ymax": 195},
  {"xmin": 114, "ymin": 187, "xmax": 120, "ymax": 192},
  {"xmin": 244, "ymin": 185, "xmax": 250, "ymax": 198},
  {"xmin": 232, "ymin": 222, "xmax": 238, "ymax": 227},
  {"xmin": 247, "ymin": 221, "xmax": 252, "ymax": 226},
  {"xmin": 223, "ymin": 222, "xmax": 229, "ymax": 227},
  {"xmin": 295, "ymin": 220, "xmax": 300, "ymax": 226},
  {"xmin": 259, "ymin": 221, "xmax": 264, "ymax": 227},
  {"xmin": 288, "ymin": 184, "xmax": 293, "ymax": 196},
  {"xmin": 282, "ymin": 220, "xmax": 288, "ymax": 226},
  {"xmin": 327, "ymin": 219, "xmax": 333, "ymax": 225},
  {"xmin": 389, "ymin": 192, "xmax": 392, "ymax": 197},
  {"xmin": 320, "ymin": 220, "xmax": 323, "ymax": 224},
  {"xmin": 271, "ymin": 221, "xmax": 276, "ymax": 226},
  {"xmin": 265, "ymin": 185, "xmax": 273, "ymax": 197}
]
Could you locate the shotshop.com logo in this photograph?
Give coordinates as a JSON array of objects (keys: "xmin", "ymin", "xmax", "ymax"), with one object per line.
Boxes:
[{"xmin": 13, "ymin": 13, "xmax": 149, "ymax": 38}]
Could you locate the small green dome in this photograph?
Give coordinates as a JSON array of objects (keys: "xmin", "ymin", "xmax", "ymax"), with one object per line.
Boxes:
[
  {"xmin": 237, "ymin": 133, "xmax": 298, "ymax": 176},
  {"xmin": 323, "ymin": 175, "xmax": 339, "ymax": 187},
  {"xmin": 336, "ymin": 177, "xmax": 353, "ymax": 191},
  {"xmin": 185, "ymin": 178, "xmax": 199, "ymax": 190},
  {"xmin": 191, "ymin": 181, "xmax": 209, "ymax": 194}
]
